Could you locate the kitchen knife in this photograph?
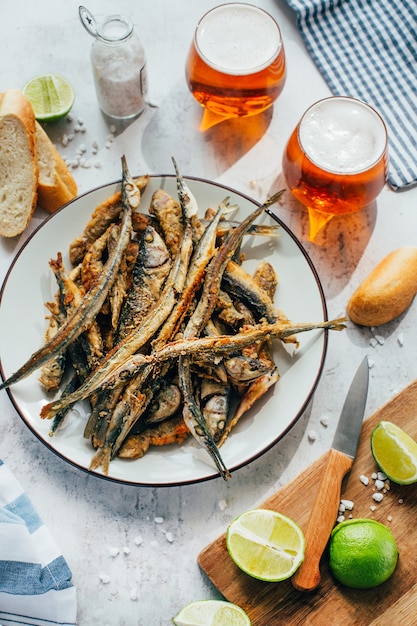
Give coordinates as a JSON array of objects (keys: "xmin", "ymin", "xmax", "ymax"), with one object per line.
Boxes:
[{"xmin": 292, "ymin": 356, "xmax": 369, "ymax": 592}]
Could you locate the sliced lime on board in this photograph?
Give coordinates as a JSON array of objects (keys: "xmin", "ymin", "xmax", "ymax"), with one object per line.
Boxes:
[
  {"xmin": 226, "ymin": 508, "xmax": 305, "ymax": 582},
  {"xmin": 371, "ymin": 420, "xmax": 417, "ymax": 484}
]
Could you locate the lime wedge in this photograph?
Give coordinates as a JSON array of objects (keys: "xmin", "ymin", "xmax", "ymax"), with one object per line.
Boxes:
[
  {"xmin": 173, "ymin": 600, "xmax": 251, "ymax": 626},
  {"xmin": 371, "ymin": 420, "xmax": 417, "ymax": 484},
  {"xmin": 23, "ymin": 74, "xmax": 75, "ymax": 122},
  {"xmin": 226, "ymin": 509, "xmax": 305, "ymax": 582}
]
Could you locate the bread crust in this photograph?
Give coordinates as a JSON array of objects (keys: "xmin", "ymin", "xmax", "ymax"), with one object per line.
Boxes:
[
  {"xmin": 35, "ymin": 121, "xmax": 78, "ymax": 213},
  {"xmin": 347, "ymin": 247, "xmax": 417, "ymax": 326},
  {"xmin": 0, "ymin": 89, "xmax": 38, "ymax": 237}
]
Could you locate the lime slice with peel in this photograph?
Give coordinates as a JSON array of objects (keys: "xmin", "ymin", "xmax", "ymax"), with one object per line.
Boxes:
[
  {"xmin": 23, "ymin": 74, "xmax": 75, "ymax": 122},
  {"xmin": 173, "ymin": 600, "xmax": 251, "ymax": 626},
  {"xmin": 226, "ymin": 509, "xmax": 305, "ymax": 582},
  {"xmin": 371, "ymin": 420, "xmax": 417, "ymax": 484}
]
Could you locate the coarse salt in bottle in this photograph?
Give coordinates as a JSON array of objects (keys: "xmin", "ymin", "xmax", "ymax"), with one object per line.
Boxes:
[{"xmin": 80, "ymin": 6, "xmax": 148, "ymax": 120}]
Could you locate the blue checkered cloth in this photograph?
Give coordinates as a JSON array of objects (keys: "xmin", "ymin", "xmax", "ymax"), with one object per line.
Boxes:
[
  {"xmin": 284, "ymin": 0, "xmax": 417, "ymax": 191},
  {"xmin": 0, "ymin": 460, "xmax": 77, "ymax": 626}
]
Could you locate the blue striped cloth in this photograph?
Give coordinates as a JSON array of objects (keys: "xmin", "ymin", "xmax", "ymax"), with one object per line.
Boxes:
[
  {"xmin": 0, "ymin": 460, "xmax": 77, "ymax": 626},
  {"xmin": 284, "ymin": 0, "xmax": 417, "ymax": 191}
]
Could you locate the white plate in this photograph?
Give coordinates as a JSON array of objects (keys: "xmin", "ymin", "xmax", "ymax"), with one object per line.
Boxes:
[{"xmin": 0, "ymin": 176, "xmax": 327, "ymax": 486}]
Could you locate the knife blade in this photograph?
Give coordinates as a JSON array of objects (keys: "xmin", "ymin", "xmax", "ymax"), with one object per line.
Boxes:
[{"xmin": 292, "ymin": 356, "xmax": 369, "ymax": 592}]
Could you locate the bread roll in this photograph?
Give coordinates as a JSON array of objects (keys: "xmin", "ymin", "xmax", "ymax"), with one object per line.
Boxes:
[
  {"xmin": 347, "ymin": 247, "xmax": 417, "ymax": 326},
  {"xmin": 36, "ymin": 121, "xmax": 78, "ymax": 213},
  {"xmin": 0, "ymin": 89, "xmax": 38, "ymax": 237}
]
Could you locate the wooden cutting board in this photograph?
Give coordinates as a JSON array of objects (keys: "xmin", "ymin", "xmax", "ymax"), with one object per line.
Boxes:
[{"xmin": 198, "ymin": 380, "xmax": 417, "ymax": 625}]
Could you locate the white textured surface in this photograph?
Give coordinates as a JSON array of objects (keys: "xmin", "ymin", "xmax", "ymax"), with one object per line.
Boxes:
[{"xmin": 1, "ymin": 1, "xmax": 417, "ymax": 624}]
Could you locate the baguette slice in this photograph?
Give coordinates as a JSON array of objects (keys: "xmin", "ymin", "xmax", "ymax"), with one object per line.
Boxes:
[
  {"xmin": 36, "ymin": 121, "xmax": 78, "ymax": 213},
  {"xmin": 0, "ymin": 89, "xmax": 38, "ymax": 237}
]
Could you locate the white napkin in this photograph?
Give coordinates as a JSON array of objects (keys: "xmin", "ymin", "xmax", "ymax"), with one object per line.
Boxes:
[
  {"xmin": 0, "ymin": 460, "xmax": 77, "ymax": 626},
  {"xmin": 284, "ymin": 0, "xmax": 417, "ymax": 191}
]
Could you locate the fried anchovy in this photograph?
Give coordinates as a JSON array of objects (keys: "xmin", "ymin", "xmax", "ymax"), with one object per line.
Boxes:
[
  {"xmin": 218, "ymin": 367, "xmax": 280, "ymax": 447},
  {"xmin": 118, "ymin": 415, "xmax": 190, "ymax": 459},
  {"xmin": 186, "ymin": 191, "xmax": 284, "ymax": 338},
  {"xmin": 0, "ymin": 157, "xmax": 136, "ymax": 392},
  {"xmin": 38, "ymin": 313, "xmax": 67, "ymax": 392},
  {"xmin": 152, "ymin": 198, "xmax": 227, "ymax": 350},
  {"xmin": 172, "ymin": 157, "xmax": 198, "ymax": 219},
  {"xmin": 145, "ymin": 382, "xmax": 182, "ymax": 424},
  {"xmin": 69, "ymin": 175, "xmax": 150, "ymax": 265},
  {"xmin": 89, "ymin": 385, "xmax": 150, "ymax": 474},
  {"xmin": 199, "ymin": 379, "xmax": 231, "ymax": 442},
  {"xmin": 166, "ymin": 318, "xmax": 347, "ymax": 359},
  {"xmin": 222, "ymin": 260, "xmax": 279, "ymax": 324},
  {"xmin": 148, "ymin": 188, "xmax": 184, "ymax": 259},
  {"xmin": 49, "ymin": 373, "xmax": 81, "ymax": 435},
  {"xmin": 174, "ymin": 171, "xmax": 264, "ymax": 479},
  {"xmin": 46, "ymin": 257, "xmax": 102, "ymax": 436},
  {"xmin": 202, "ymin": 219, "xmax": 281, "ymax": 238},
  {"xmin": 224, "ymin": 355, "xmax": 272, "ymax": 383},
  {"xmin": 47, "ymin": 253, "xmax": 104, "ymax": 371},
  {"xmin": 253, "ymin": 260, "xmax": 278, "ymax": 300},
  {"xmin": 73, "ymin": 317, "xmax": 346, "ymax": 394},
  {"xmin": 179, "ymin": 353, "xmax": 231, "ymax": 479},
  {"xmin": 116, "ymin": 224, "xmax": 172, "ymax": 342}
]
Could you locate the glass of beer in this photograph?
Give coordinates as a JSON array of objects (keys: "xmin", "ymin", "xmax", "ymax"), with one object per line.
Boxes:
[
  {"xmin": 185, "ymin": 3, "xmax": 286, "ymax": 122},
  {"xmin": 282, "ymin": 96, "xmax": 388, "ymax": 242}
]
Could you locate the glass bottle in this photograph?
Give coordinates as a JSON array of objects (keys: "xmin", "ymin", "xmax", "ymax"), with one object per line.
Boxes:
[{"xmin": 80, "ymin": 7, "xmax": 148, "ymax": 120}]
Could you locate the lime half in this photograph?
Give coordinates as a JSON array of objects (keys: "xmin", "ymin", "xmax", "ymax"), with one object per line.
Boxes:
[
  {"xmin": 173, "ymin": 600, "xmax": 251, "ymax": 626},
  {"xmin": 226, "ymin": 509, "xmax": 305, "ymax": 582},
  {"xmin": 371, "ymin": 420, "xmax": 417, "ymax": 484},
  {"xmin": 23, "ymin": 74, "xmax": 75, "ymax": 122},
  {"xmin": 329, "ymin": 518, "xmax": 399, "ymax": 589}
]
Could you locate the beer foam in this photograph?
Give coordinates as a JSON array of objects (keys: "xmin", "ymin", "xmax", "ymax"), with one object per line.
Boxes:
[
  {"xmin": 195, "ymin": 3, "xmax": 281, "ymax": 75},
  {"xmin": 299, "ymin": 98, "xmax": 387, "ymax": 174}
]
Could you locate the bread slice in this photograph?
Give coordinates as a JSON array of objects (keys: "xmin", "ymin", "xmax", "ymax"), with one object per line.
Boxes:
[
  {"xmin": 36, "ymin": 121, "xmax": 78, "ymax": 213},
  {"xmin": 0, "ymin": 89, "xmax": 38, "ymax": 237}
]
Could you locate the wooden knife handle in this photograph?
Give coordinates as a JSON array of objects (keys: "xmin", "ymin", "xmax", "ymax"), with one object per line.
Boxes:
[{"xmin": 291, "ymin": 448, "xmax": 353, "ymax": 592}]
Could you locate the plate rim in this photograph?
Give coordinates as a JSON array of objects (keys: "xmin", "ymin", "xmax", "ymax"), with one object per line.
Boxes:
[{"xmin": 0, "ymin": 175, "xmax": 328, "ymax": 487}]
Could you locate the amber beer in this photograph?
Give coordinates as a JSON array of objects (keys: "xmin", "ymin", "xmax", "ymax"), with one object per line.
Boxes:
[
  {"xmin": 185, "ymin": 3, "xmax": 286, "ymax": 118},
  {"xmin": 282, "ymin": 97, "xmax": 388, "ymax": 216}
]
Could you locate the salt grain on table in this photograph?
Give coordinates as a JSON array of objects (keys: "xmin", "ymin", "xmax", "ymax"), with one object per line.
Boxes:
[
  {"xmin": 130, "ymin": 588, "xmax": 138, "ymax": 601},
  {"xmin": 99, "ymin": 573, "xmax": 111, "ymax": 584}
]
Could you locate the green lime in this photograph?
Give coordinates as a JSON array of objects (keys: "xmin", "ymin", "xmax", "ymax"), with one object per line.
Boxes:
[
  {"xmin": 173, "ymin": 600, "xmax": 251, "ymax": 626},
  {"xmin": 23, "ymin": 74, "xmax": 75, "ymax": 122},
  {"xmin": 329, "ymin": 518, "xmax": 399, "ymax": 589},
  {"xmin": 226, "ymin": 509, "xmax": 305, "ymax": 582},
  {"xmin": 371, "ymin": 420, "xmax": 417, "ymax": 484}
]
